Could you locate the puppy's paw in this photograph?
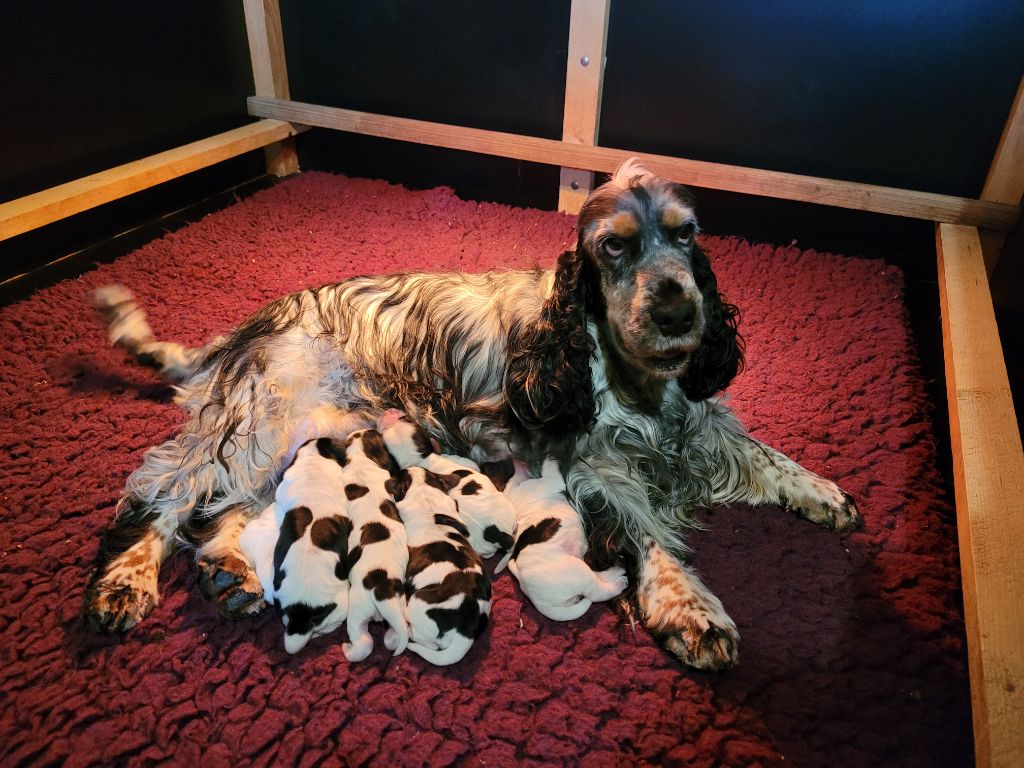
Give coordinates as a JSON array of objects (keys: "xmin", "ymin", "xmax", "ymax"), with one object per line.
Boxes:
[
  {"xmin": 343, "ymin": 638, "xmax": 373, "ymax": 663},
  {"xmin": 83, "ymin": 575, "xmax": 157, "ymax": 633},
  {"xmin": 197, "ymin": 554, "xmax": 265, "ymax": 619}
]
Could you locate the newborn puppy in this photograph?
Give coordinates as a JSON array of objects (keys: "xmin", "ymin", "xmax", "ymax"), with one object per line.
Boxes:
[
  {"xmin": 239, "ymin": 437, "xmax": 352, "ymax": 654},
  {"xmin": 502, "ymin": 458, "xmax": 628, "ymax": 620},
  {"xmin": 340, "ymin": 429, "xmax": 409, "ymax": 662},
  {"xmin": 378, "ymin": 410, "xmax": 516, "ymax": 558},
  {"xmin": 387, "ymin": 466, "xmax": 491, "ymax": 666}
]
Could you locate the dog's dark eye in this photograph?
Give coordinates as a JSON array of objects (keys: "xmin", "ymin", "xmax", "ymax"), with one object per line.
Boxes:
[
  {"xmin": 603, "ymin": 237, "xmax": 625, "ymax": 257},
  {"xmin": 675, "ymin": 224, "xmax": 695, "ymax": 245}
]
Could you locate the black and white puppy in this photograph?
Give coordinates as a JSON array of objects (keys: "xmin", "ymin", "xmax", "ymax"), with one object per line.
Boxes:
[
  {"xmin": 239, "ymin": 437, "xmax": 351, "ymax": 653},
  {"xmin": 338, "ymin": 429, "xmax": 409, "ymax": 662},
  {"xmin": 378, "ymin": 409, "xmax": 516, "ymax": 558},
  {"xmin": 501, "ymin": 459, "xmax": 627, "ymax": 620},
  {"xmin": 387, "ymin": 466, "xmax": 491, "ymax": 666}
]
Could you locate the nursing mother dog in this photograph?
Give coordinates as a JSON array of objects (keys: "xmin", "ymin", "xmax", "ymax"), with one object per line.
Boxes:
[{"xmin": 85, "ymin": 159, "xmax": 860, "ymax": 671}]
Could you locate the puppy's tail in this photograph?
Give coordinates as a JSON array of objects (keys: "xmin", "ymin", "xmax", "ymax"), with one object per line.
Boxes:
[
  {"xmin": 407, "ymin": 636, "xmax": 475, "ymax": 666},
  {"xmin": 511, "ymin": 555, "xmax": 628, "ymax": 621},
  {"xmin": 93, "ymin": 285, "xmax": 217, "ymax": 382},
  {"xmin": 376, "ymin": 595, "xmax": 409, "ymax": 656}
]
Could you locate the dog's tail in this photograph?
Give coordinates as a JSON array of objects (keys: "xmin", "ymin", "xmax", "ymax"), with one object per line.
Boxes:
[
  {"xmin": 376, "ymin": 594, "xmax": 409, "ymax": 656},
  {"xmin": 93, "ymin": 285, "xmax": 218, "ymax": 382},
  {"xmin": 407, "ymin": 635, "xmax": 475, "ymax": 666},
  {"xmin": 510, "ymin": 555, "xmax": 628, "ymax": 621}
]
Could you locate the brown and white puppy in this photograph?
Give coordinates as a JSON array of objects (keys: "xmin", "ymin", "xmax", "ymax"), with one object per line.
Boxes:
[
  {"xmin": 337, "ymin": 429, "xmax": 409, "ymax": 662},
  {"xmin": 239, "ymin": 437, "xmax": 352, "ymax": 654},
  {"xmin": 501, "ymin": 459, "xmax": 627, "ymax": 620},
  {"xmin": 378, "ymin": 410, "xmax": 516, "ymax": 559},
  {"xmin": 386, "ymin": 466, "xmax": 491, "ymax": 666}
]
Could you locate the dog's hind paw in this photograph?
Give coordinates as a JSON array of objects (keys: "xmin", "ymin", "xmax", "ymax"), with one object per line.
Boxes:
[
  {"xmin": 197, "ymin": 554, "xmax": 265, "ymax": 619},
  {"xmin": 83, "ymin": 576, "xmax": 157, "ymax": 633}
]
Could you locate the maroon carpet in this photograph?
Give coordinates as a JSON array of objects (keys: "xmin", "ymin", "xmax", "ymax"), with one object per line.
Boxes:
[{"xmin": 0, "ymin": 173, "xmax": 970, "ymax": 767}]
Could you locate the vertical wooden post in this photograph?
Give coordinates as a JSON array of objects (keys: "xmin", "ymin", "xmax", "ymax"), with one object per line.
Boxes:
[
  {"xmin": 243, "ymin": 0, "xmax": 299, "ymax": 177},
  {"xmin": 557, "ymin": 0, "xmax": 611, "ymax": 214},
  {"xmin": 979, "ymin": 75, "xmax": 1024, "ymax": 274},
  {"xmin": 936, "ymin": 222, "xmax": 1024, "ymax": 768}
]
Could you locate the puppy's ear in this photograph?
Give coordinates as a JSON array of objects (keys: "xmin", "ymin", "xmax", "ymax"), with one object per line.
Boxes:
[
  {"xmin": 385, "ymin": 469, "xmax": 412, "ymax": 502},
  {"xmin": 504, "ymin": 250, "xmax": 597, "ymax": 436},
  {"xmin": 679, "ymin": 242, "xmax": 744, "ymax": 401},
  {"xmin": 479, "ymin": 458, "xmax": 515, "ymax": 492}
]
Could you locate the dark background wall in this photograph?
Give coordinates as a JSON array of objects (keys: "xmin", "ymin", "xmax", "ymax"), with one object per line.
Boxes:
[{"xmin": 2, "ymin": 1, "xmax": 1022, "ymax": 430}]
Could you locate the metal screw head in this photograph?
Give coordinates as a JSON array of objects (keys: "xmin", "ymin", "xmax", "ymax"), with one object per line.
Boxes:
[
  {"xmin": 581, "ymin": 55, "xmax": 590, "ymax": 67},
  {"xmin": 571, "ymin": 180, "xmax": 581, "ymax": 190}
]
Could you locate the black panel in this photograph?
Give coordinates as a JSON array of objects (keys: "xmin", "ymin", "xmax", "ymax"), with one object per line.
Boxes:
[{"xmin": 601, "ymin": 0, "xmax": 1024, "ymax": 197}]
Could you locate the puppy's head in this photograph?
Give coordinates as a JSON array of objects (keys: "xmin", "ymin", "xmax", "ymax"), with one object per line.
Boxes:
[
  {"xmin": 377, "ymin": 411, "xmax": 441, "ymax": 469},
  {"xmin": 576, "ymin": 159, "xmax": 742, "ymax": 397},
  {"xmin": 343, "ymin": 429, "xmax": 399, "ymax": 474}
]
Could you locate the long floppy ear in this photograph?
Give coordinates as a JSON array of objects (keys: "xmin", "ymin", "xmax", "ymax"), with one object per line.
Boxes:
[
  {"xmin": 504, "ymin": 250, "xmax": 597, "ymax": 436},
  {"xmin": 679, "ymin": 242, "xmax": 744, "ymax": 401}
]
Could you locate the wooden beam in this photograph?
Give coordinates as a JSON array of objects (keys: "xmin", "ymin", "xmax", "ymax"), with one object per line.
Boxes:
[
  {"xmin": 558, "ymin": 0, "xmax": 611, "ymax": 214},
  {"xmin": 242, "ymin": 0, "xmax": 298, "ymax": 177},
  {"xmin": 936, "ymin": 222, "xmax": 1024, "ymax": 768},
  {"xmin": 248, "ymin": 96, "xmax": 1020, "ymax": 231},
  {"xmin": 979, "ymin": 75, "xmax": 1024, "ymax": 274},
  {"xmin": 0, "ymin": 120, "xmax": 296, "ymax": 241}
]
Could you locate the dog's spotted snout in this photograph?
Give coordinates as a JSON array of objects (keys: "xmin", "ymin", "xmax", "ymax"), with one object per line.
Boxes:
[{"xmin": 651, "ymin": 280, "xmax": 697, "ymax": 337}]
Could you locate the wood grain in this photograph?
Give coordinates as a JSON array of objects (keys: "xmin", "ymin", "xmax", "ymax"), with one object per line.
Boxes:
[
  {"xmin": 0, "ymin": 120, "xmax": 296, "ymax": 241},
  {"xmin": 936, "ymin": 222, "xmax": 1024, "ymax": 768},
  {"xmin": 248, "ymin": 96, "xmax": 1020, "ymax": 230},
  {"xmin": 558, "ymin": 0, "xmax": 611, "ymax": 213}
]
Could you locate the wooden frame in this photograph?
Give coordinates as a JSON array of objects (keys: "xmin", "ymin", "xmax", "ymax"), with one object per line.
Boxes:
[{"xmin": 1, "ymin": 9, "xmax": 1021, "ymax": 766}]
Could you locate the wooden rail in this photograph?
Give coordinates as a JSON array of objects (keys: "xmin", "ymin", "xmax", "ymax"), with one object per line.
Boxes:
[
  {"xmin": 0, "ymin": 119, "xmax": 296, "ymax": 241},
  {"xmin": 247, "ymin": 96, "xmax": 1020, "ymax": 231},
  {"xmin": 937, "ymin": 223, "xmax": 1024, "ymax": 768}
]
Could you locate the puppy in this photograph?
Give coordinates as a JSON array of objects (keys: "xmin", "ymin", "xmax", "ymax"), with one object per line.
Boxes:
[
  {"xmin": 378, "ymin": 409, "xmax": 516, "ymax": 558},
  {"xmin": 502, "ymin": 458, "xmax": 628, "ymax": 620},
  {"xmin": 340, "ymin": 429, "xmax": 409, "ymax": 662},
  {"xmin": 387, "ymin": 466, "xmax": 491, "ymax": 666},
  {"xmin": 238, "ymin": 437, "xmax": 351, "ymax": 654}
]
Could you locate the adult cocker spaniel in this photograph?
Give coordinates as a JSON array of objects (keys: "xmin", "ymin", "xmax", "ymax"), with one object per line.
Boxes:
[{"xmin": 84, "ymin": 160, "xmax": 860, "ymax": 671}]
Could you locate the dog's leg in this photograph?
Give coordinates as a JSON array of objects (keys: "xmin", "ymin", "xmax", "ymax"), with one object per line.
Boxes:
[
  {"xmin": 637, "ymin": 538, "xmax": 740, "ymax": 671},
  {"xmin": 82, "ymin": 498, "xmax": 178, "ymax": 633},
  {"xmin": 194, "ymin": 505, "xmax": 266, "ymax": 619},
  {"xmin": 704, "ymin": 406, "xmax": 861, "ymax": 531}
]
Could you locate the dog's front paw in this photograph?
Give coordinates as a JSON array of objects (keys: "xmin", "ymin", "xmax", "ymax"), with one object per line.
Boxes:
[
  {"xmin": 652, "ymin": 609, "xmax": 740, "ymax": 672},
  {"xmin": 783, "ymin": 479, "xmax": 862, "ymax": 533},
  {"xmin": 83, "ymin": 574, "xmax": 158, "ymax": 633},
  {"xmin": 197, "ymin": 554, "xmax": 265, "ymax": 619}
]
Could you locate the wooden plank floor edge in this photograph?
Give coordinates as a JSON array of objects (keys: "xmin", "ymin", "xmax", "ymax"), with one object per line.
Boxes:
[
  {"xmin": 0, "ymin": 119, "xmax": 296, "ymax": 240},
  {"xmin": 936, "ymin": 223, "xmax": 1024, "ymax": 768},
  {"xmin": 247, "ymin": 96, "xmax": 1020, "ymax": 230}
]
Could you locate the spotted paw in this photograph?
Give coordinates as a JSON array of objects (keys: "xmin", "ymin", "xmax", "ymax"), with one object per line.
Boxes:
[
  {"xmin": 655, "ymin": 614, "xmax": 740, "ymax": 672},
  {"xmin": 785, "ymin": 484, "xmax": 862, "ymax": 533},
  {"xmin": 197, "ymin": 554, "xmax": 265, "ymax": 619},
  {"xmin": 82, "ymin": 575, "xmax": 157, "ymax": 633}
]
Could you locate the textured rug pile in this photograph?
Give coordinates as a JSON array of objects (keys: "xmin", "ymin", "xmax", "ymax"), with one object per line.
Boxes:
[{"xmin": 0, "ymin": 173, "xmax": 970, "ymax": 767}]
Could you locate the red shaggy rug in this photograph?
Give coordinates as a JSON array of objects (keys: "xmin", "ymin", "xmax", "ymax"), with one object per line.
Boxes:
[{"xmin": 0, "ymin": 173, "xmax": 970, "ymax": 767}]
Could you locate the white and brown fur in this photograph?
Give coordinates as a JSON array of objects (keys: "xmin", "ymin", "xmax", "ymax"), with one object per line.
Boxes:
[
  {"xmin": 334, "ymin": 429, "xmax": 409, "ymax": 662},
  {"xmin": 84, "ymin": 159, "xmax": 860, "ymax": 671},
  {"xmin": 501, "ymin": 459, "xmax": 627, "ymax": 620},
  {"xmin": 238, "ymin": 436, "xmax": 352, "ymax": 654},
  {"xmin": 386, "ymin": 466, "xmax": 491, "ymax": 666},
  {"xmin": 378, "ymin": 409, "xmax": 516, "ymax": 559}
]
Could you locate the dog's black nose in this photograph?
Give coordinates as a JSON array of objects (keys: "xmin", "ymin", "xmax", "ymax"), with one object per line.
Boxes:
[{"xmin": 652, "ymin": 295, "xmax": 697, "ymax": 336}]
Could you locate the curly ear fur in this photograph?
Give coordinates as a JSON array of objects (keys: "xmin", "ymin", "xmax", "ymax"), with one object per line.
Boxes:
[
  {"xmin": 679, "ymin": 243, "xmax": 744, "ymax": 401},
  {"xmin": 504, "ymin": 250, "xmax": 597, "ymax": 437}
]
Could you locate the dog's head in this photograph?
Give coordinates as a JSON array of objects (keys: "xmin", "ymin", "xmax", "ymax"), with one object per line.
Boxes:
[
  {"xmin": 576, "ymin": 160, "xmax": 743, "ymax": 399},
  {"xmin": 505, "ymin": 160, "xmax": 742, "ymax": 438}
]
